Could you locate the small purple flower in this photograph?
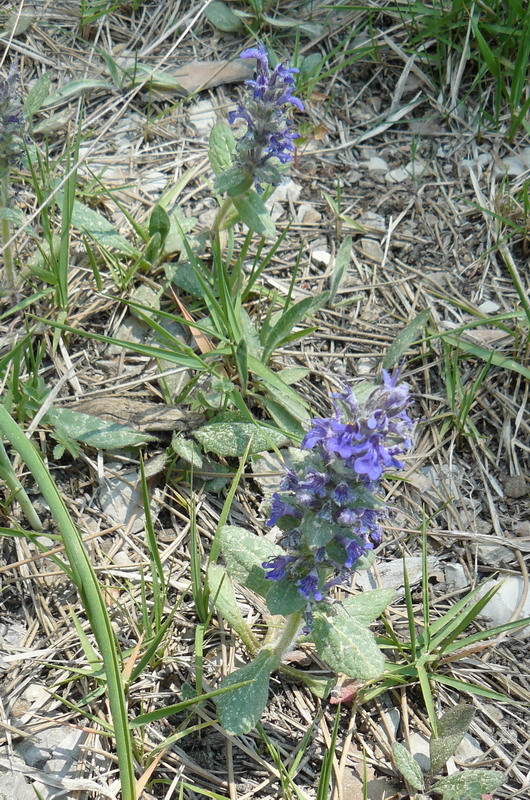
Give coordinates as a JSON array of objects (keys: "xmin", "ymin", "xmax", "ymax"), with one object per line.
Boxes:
[
  {"xmin": 267, "ymin": 493, "xmax": 301, "ymax": 527},
  {"xmin": 262, "ymin": 554, "xmax": 295, "ymax": 582},
  {"xmin": 297, "ymin": 571, "xmax": 323, "ymax": 603}
]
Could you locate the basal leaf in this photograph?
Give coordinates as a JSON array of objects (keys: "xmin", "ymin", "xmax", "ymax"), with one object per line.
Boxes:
[
  {"xmin": 313, "ymin": 606, "xmax": 385, "ymax": 680},
  {"xmin": 431, "ymin": 769, "xmax": 504, "ymax": 800},
  {"xmin": 204, "ymin": 0, "xmax": 243, "ymax": 32},
  {"xmin": 392, "ymin": 742, "xmax": 425, "ymax": 791},
  {"xmin": 67, "ymin": 199, "xmax": 137, "ymax": 255},
  {"xmin": 44, "ymin": 407, "xmax": 157, "ymax": 450},
  {"xmin": 207, "ymin": 563, "xmax": 256, "ymax": 647},
  {"xmin": 430, "ymin": 703, "xmax": 475, "ymax": 775},
  {"xmin": 219, "ymin": 525, "xmax": 283, "ymax": 598},
  {"xmin": 24, "ymin": 72, "xmax": 51, "ymax": 118},
  {"xmin": 216, "ymin": 649, "xmax": 277, "ymax": 734},
  {"xmin": 194, "ymin": 420, "xmax": 287, "ymax": 457}
]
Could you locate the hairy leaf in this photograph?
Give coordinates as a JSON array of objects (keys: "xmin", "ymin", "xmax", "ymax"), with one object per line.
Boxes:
[
  {"xmin": 341, "ymin": 588, "xmax": 395, "ymax": 626},
  {"xmin": 392, "ymin": 742, "xmax": 425, "ymax": 791},
  {"xmin": 219, "ymin": 525, "xmax": 283, "ymax": 598},
  {"xmin": 194, "ymin": 420, "xmax": 286, "ymax": 457},
  {"xmin": 431, "ymin": 769, "xmax": 504, "ymax": 799},
  {"xmin": 313, "ymin": 606, "xmax": 385, "ymax": 680},
  {"xmin": 216, "ymin": 650, "xmax": 277, "ymax": 735},
  {"xmin": 430, "ymin": 703, "xmax": 475, "ymax": 775}
]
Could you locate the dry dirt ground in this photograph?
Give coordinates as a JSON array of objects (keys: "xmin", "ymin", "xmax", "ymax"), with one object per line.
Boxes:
[{"xmin": 0, "ymin": 2, "xmax": 529, "ymax": 799}]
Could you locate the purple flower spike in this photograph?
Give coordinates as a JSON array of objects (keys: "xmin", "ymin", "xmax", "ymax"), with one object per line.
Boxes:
[
  {"xmin": 258, "ymin": 369, "xmax": 413, "ymax": 616},
  {"xmin": 225, "ymin": 42, "xmax": 304, "ymax": 192}
]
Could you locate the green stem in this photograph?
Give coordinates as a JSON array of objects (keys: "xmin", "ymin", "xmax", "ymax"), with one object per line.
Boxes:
[
  {"xmin": 270, "ymin": 612, "xmax": 303, "ymax": 661},
  {"xmin": 0, "ymin": 440, "xmax": 43, "ymax": 531},
  {"xmin": 212, "ymin": 196, "xmax": 234, "ymax": 237},
  {"xmin": 1, "ymin": 173, "xmax": 17, "ymax": 290},
  {"xmin": 0, "ymin": 407, "xmax": 136, "ymax": 800}
]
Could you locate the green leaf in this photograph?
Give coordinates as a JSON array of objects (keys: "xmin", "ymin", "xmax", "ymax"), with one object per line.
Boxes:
[
  {"xmin": 262, "ymin": 293, "xmax": 329, "ymax": 362},
  {"xmin": 430, "ymin": 703, "xmax": 475, "ymax": 775},
  {"xmin": 258, "ymin": 395, "xmax": 306, "ymax": 439},
  {"xmin": 233, "ymin": 191, "xmax": 277, "ymax": 238},
  {"xmin": 163, "ymin": 206, "xmax": 199, "ymax": 256},
  {"xmin": 277, "ymin": 367, "xmax": 310, "ymax": 385},
  {"xmin": 207, "ymin": 564, "xmax": 257, "ymax": 650},
  {"xmin": 194, "ymin": 420, "xmax": 287, "ymax": 457},
  {"xmin": 149, "ymin": 205, "xmax": 171, "ymax": 247},
  {"xmin": 209, "ymin": 121, "xmax": 236, "ymax": 176},
  {"xmin": 219, "ymin": 525, "xmax": 283, "ymax": 598},
  {"xmin": 24, "ymin": 72, "xmax": 51, "ymax": 118},
  {"xmin": 383, "ymin": 308, "xmax": 431, "ymax": 369},
  {"xmin": 434, "ymin": 332, "xmax": 530, "ymax": 381},
  {"xmin": 313, "ymin": 606, "xmax": 385, "ymax": 680},
  {"xmin": 392, "ymin": 742, "xmax": 425, "ymax": 791},
  {"xmin": 44, "ymin": 407, "xmax": 157, "ymax": 450},
  {"xmin": 299, "ymin": 516, "xmax": 338, "ymax": 548},
  {"xmin": 215, "ymin": 166, "xmax": 253, "ymax": 197},
  {"xmin": 248, "ymin": 355, "xmax": 310, "ymax": 422},
  {"xmin": 216, "ymin": 649, "xmax": 277, "ymax": 735},
  {"xmin": 341, "ymin": 588, "xmax": 395, "ymax": 626},
  {"xmin": 204, "ymin": 0, "xmax": 243, "ymax": 32},
  {"xmin": 266, "ymin": 579, "xmax": 306, "ymax": 616},
  {"xmin": 43, "ymin": 79, "xmax": 114, "ymax": 108},
  {"xmin": 171, "ymin": 434, "xmax": 203, "ymax": 468},
  {"xmin": 329, "ymin": 236, "xmax": 352, "ymax": 304},
  {"xmin": 431, "ymin": 769, "xmax": 504, "ymax": 800},
  {"xmin": 67, "ymin": 199, "xmax": 137, "ymax": 255},
  {"xmin": 235, "ymin": 338, "xmax": 248, "ymax": 395}
]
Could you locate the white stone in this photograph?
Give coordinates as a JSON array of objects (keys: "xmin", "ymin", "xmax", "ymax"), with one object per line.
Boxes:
[
  {"xmin": 99, "ymin": 467, "xmax": 146, "ymax": 534},
  {"xmin": 477, "ymin": 576, "xmax": 530, "ymax": 637},
  {"xmin": 454, "ymin": 733, "xmax": 482, "ymax": 763},
  {"xmin": 361, "ymin": 156, "xmax": 388, "ymax": 173},
  {"xmin": 444, "ymin": 563, "xmax": 468, "ymax": 592},
  {"xmin": 386, "ymin": 167, "xmax": 410, "ymax": 183},
  {"xmin": 478, "ymin": 300, "xmax": 500, "ymax": 314},
  {"xmin": 356, "ymin": 556, "xmax": 439, "ymax": 598},
  {"xmin": 408, "ymin": 731, "xmax": 431, "ymax": 772},
  {"xmin": 268, "ymin": 179, "xmax": 302, "ymax": 204},
  {"xmin": 297, "ymin": 203, "xmax": 322, "ymax": 224},
  {"xmin": 188, "ymin": 98, "xmax": 217, "ymax": 135},
  {"xmin": 360, "ymin": 237, "xmax": 383, "ymax": 261},
  {"xmin": 311, "ymin": 249, "xmax": 332, "ymax": 267},
  {"xmin": 22, "ymin": 683, "xmax": 49, "ymax": 706},
  {"xmin": 476, "ymin": 543, "xmax": 514, "ymax": 566},
  {"xmin": 0, "ymin": 764, "xmax": 35, "ymax": 800},
  {"xmin": 404, "ymin": 159, "xmax": 428, "ymax": 178}
]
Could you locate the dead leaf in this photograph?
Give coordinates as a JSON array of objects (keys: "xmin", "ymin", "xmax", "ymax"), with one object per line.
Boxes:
[
  {"xmin": 165, "ymin": 59, "xmax": 252, "ymax": 95},
  {"xmin": 67, "ymin": 397, "xmax": 203, "ymax": 432}
]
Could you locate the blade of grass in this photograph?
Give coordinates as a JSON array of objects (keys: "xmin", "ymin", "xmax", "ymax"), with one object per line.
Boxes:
[{"xmin": 0, "ymin": 406, "xmax": 136, "ymax": 800}]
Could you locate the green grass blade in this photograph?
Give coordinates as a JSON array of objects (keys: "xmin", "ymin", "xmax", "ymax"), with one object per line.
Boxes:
[{"xmin": 0, "ymin": 407, "xmax": 136, "ymax": 800}]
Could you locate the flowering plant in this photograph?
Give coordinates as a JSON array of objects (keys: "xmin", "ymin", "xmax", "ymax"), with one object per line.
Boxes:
[
  {"xmin": 211, "ymin": 369, "xmax": 414, "ymax": 734},
  {"xmin": 209, "ymin": 42, "xmax": 303, "ymax": 236}
]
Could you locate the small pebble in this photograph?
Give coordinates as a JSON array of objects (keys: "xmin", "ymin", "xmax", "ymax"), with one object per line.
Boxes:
[
  {"xmin": 501, "ymin": 474, "xmax": 528, "ymax": 499},
  {"xmin": 513, "ymin": 521, "xmax": 530, "ymax": 537}
]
